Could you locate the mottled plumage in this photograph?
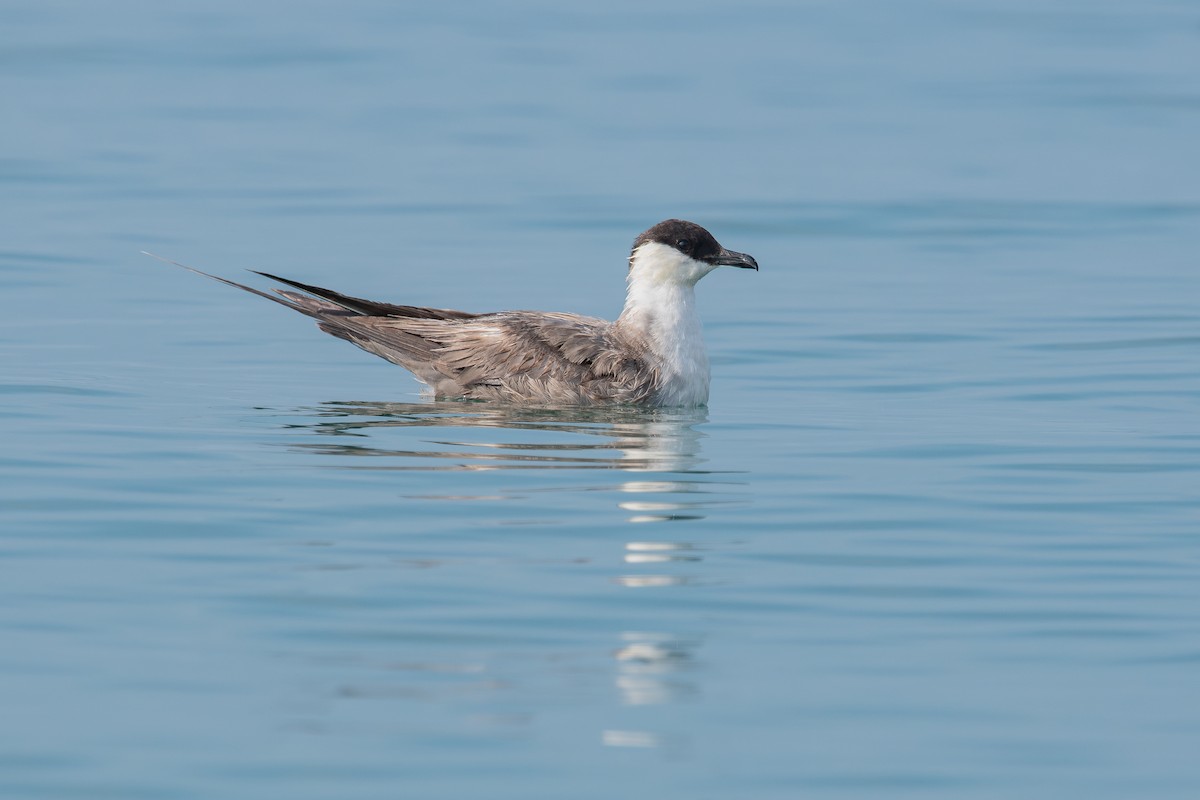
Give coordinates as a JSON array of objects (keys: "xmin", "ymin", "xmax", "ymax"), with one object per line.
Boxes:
[{"xmin": 152, "ymin": 219, "xmax": 757, "ymax": 407}]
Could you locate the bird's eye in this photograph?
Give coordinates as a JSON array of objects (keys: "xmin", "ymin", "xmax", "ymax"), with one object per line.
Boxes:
[{"xmin": 676, "ymin": 238, "xmax": 691, "ymax": 250}]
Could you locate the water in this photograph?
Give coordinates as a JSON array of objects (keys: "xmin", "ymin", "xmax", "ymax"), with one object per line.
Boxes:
[{"xmin": 3, "ymin": 1, "xmax": 1199, "ymax": 797}]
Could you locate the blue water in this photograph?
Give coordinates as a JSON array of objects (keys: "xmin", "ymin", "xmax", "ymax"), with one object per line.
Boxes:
[{"xmin": 3, "ymin": 2, "xmax": 1199, "ymax": 797}]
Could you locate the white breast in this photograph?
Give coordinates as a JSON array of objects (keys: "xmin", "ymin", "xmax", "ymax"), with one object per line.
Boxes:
[{"xmin": 616, "ymin": 242, "xmax": 718, "ymax": 407}]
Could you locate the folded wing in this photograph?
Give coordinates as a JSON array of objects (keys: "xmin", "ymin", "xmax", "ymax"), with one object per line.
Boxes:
[
  {"xmin": 321, "ymin": 310, "xmax": 658, "ymax": 404},
  {"xmin": 149, "ymin": 254, "xmax": 659, "ymax": 405}
]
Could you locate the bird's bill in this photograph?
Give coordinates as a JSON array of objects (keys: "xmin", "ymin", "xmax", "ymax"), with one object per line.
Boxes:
[{"xmin": 710, "ymin": 248, "xmax": 759, "ymax": 271}]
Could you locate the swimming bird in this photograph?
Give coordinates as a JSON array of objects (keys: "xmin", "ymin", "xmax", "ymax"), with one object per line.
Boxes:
[{"xmin": 154, "ymin": 219, "xmax": 757, "ymax": 406}]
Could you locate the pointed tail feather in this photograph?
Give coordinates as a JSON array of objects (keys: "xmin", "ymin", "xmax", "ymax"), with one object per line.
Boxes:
[
  {"xmin": 147, "ymin": 251, "xmax": 461, "ymax": 378},
  {"xmin": 146, "ymin": 252, "xmax": 478, "ymax": 322},
  {"xmin": 251, "ymin": 270, "xmax": 478, "ymax": 321},
  {"xmin": 250, "ymin": 270, "xmax": 386, "ymax": 316},
  {"xmin": 141, "ymin": 251, "xmax": 317, "ymax": 318}
]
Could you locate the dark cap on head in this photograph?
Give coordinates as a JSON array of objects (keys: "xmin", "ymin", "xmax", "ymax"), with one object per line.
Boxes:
[{"xmin": 630, "ymin": 219, "xmax": 758, "ymax": 271}]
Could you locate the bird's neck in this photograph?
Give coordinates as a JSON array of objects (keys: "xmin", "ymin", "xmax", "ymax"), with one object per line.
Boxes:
[{"xmin": 617, "ymin": 275, "xmax": 710, "ymax": 406}]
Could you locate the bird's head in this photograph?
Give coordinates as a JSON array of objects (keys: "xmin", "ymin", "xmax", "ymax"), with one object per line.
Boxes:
[{"xmin": 628, "ymin": 219, "xmax": 758, "ymax": 287}]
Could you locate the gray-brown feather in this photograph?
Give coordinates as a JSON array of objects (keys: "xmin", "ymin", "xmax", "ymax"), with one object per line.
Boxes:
[
  {"xmin": 157, "ymin": 261, "xmax": 665, "ymax": 405},
  {"xmin": 244, "ymin": 278, "xmax": 662, "ymax": 404},
  {"xmin": 316, "ymin": 310, "xmax": 660, "ymax": 404}
]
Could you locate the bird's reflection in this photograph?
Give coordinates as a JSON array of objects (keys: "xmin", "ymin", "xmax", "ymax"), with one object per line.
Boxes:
[
  {"xmin": 272, "ymin": 399, "xmax": 741, "ymax": 523},
  {"xmin": 268, "ymin": 399, "xmax": 734, "ymax": 752},
  {"xmin": 613, "ymin": 631, "xmax": 700, "ymax": 706},
  {"xmin": 275, "ymin": 400, "xmax": 710, "ymax": 473},
  {"xmin": 603, "ymin": 630, "xmax": 702, "ymax": 754}
]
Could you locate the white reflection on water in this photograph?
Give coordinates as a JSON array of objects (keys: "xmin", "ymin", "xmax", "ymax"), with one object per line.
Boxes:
[
  {"xmin": 614, "ymin": 632, "xmax": 699, "ymax": 707},
  {"xmin": 275, "ymin": 401, "xmax": 742, "ymax": 526},
  {"xmin": 601, "ymin": 729, "xmax": 662, "ymax": 748},
  {"xmin": 271, "ymin": 400, "xmax": 728, "ymax": 752},
  {"xmin": 279, "ymin": 401, "xmax": 710, "ymax": 469},
  {"xmin": 623, "ymin": 542, "xmax": 701, "ymax": 564},
  {"xmin": 276, "ymin": 398, "xmax": 728, "ymax": 514},
  {"xmin": 611, "ymin": 574, "xmax": 691, "ymax": 588},
  {"xmin": 606, "ymin": 632, "xmax": 701, "ymax": 751}
]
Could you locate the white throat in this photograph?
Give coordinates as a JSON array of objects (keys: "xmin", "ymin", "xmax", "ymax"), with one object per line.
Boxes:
[{"xmin": 617, "ymin": 241, "xmax": 719, "ymax": 406}]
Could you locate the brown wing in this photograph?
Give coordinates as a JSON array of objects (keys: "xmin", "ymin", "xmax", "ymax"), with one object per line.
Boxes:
[
  {"xmin": 322, "ymin": 311, "xmax": 660, "ymax": 404},
  {"xmin": 153, "ymin": 256, "xmax": 652, "ymax": 404}
]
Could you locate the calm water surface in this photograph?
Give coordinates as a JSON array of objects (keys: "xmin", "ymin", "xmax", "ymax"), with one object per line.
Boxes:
[{"xmin": 2, "ymin": 2, "xmax": 1199, "ymax": 798}]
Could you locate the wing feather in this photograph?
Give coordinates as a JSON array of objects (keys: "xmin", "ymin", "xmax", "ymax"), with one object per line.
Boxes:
[
  {"xmin": 320, "ymin": 311, "xmax": 658, "ymax": 403},
  {"xmin": 149, "ymin": 253, "xmax": 657, "ymax": 405},
  {"xmin": 431, "ymin": 312, "xmax": 658, "ymax": 403}
]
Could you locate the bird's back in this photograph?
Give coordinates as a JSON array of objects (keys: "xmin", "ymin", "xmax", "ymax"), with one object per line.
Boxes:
[{"xmin": 315, "ymin": 307, "xmax": 660, "ymax": 404}]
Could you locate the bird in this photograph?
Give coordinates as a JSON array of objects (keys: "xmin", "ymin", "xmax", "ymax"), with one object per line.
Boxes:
[{"xmin": 152, "ymin": 219, "xmax": 757, "ymax": 407}]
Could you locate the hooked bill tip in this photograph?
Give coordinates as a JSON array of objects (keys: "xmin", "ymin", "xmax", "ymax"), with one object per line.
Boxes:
[{"xmin": 712, "ymin": 249, "xmax": 758, "ymax": 271}]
